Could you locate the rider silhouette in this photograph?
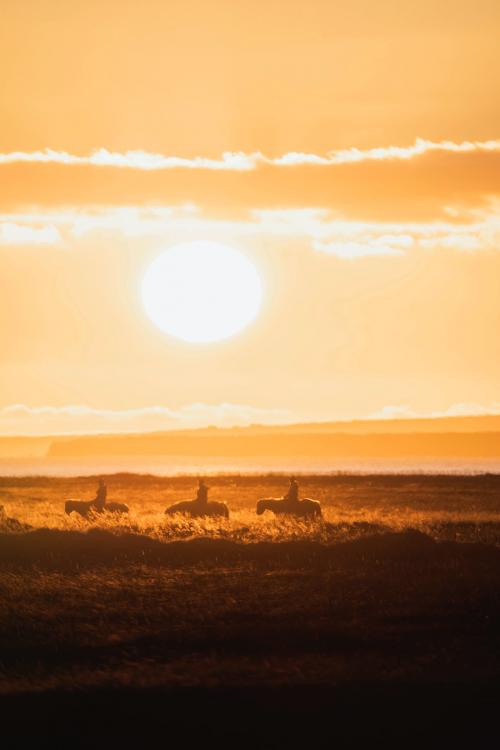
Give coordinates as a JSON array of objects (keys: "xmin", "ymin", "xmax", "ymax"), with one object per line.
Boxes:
[
  {"xmin": 196, "ymin": 479, "xmax": 209, "ymax": 506},
  {"xmin": 283, "ymin": 477, "xmax": 299, "ymax": 505},
  {"xmin": 94, "ymin": 478, "xmax": 107, "ymax": 510}
]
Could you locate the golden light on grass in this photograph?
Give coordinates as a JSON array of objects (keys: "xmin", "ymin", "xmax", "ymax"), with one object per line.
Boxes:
[{"xmin": 141, "ymin": 241, "xmax": 262, "ymax": 343}]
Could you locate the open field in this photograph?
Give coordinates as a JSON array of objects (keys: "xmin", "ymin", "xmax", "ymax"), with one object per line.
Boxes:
[
  {"xmin": 1, "ymin": 473, "xmax": 500, "ymax": 746},
  {"xmin": 2, "ymin": 472, "xmax": 500, "ymax": 542}
]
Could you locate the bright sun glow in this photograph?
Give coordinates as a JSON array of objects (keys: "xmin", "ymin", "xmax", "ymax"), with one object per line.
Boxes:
[{"xmin": 142, "ymin": 241, "xmax": 263, "ymax": 343}]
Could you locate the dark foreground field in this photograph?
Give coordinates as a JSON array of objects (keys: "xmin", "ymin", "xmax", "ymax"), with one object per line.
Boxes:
[{"xmin": 1, "ymin": 474, "xmax": 500, "ymax": 747}]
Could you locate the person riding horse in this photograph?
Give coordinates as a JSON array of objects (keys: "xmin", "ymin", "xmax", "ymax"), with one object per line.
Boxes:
[
  {"xmin": 94, "ymin": 479, "xmax": 107, "ymax": 511},
  {"xmin": 196, "ymin": 478, "xmax": 209, "ymax": 507},
  {"xmin": 165, "ymin": 478, "xmax": 229, "ymax": 518},
  {"xmin": 283, "ymin": 476, "xmax": 299, "ymax": 506}
]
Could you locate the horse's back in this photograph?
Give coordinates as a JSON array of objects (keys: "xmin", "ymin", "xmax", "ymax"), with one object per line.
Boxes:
[
  {"xmin": 302, "ymin": 498, "xmax": 322, "ymax": 517},
  {"xmin": 104, "ymin": 501, "xmax": 129, "ymax": 514},
  {"xmin": 256, "ymin": 497, "xmax": 284, "ymax": 515},
  {"xmin": 65, "ymin": 499, "xmax": 91, "ymax": 516},
  {"xmin": 165, "ymin": 499, "xmax": 229, "ymax": 518},
  {"xmin": 256, "ymin": 496, "xmax": 322, "ymax": 517},
  {"xmin": 165, "ymin": 500, "xmax": 192, "ymax": 515},
  {"xmin": 208, "ymin": 501, "xmax": 229, "ymax": 518}
]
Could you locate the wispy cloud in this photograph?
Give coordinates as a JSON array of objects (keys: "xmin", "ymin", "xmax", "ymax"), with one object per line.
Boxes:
[
  {"xmin": 272, "ymin": 138, "xmax": 500, "ymax": 166},
  {"xmin": 0, "ymin": 138, "xmax": 499, "ymax": 171},
  {"xmin": 2, "ymin": 401, "xmax": 499, "ymax": 436},
  {"xmin": 0, "ymin": 403, "xmax": 292, "ymax": 436},
  {"xmin": 368, "ymin": 403, "xmax": 500, "ymax": 420},
  {"xmin": 0, "ymin": 222, "xmax": 61, "ymax": 246},
  {"xmin": 311, "ymin": 240, "xmax": 406, "ymax": 259},
  {"xmin": 1, "ymin": 203, "xmax": 499, "ymax": 257},
  {"xmin": 0, "ymin": 149, "xmax": 258, "ymax": 171}
]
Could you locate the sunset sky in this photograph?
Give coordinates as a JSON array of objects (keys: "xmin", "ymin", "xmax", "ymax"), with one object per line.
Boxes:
[{"xmin": 1, "ymin": 0, "xmax": 500, "ymax": 435}]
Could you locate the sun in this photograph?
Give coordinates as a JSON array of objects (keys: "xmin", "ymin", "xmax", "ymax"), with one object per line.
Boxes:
[{"xmin": 142, "ymin": 241, "xmax": 263, "ymax": 343}]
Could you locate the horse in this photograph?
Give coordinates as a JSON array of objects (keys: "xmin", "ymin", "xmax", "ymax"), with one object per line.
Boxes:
[
  {"xmin": 65, "ymin": 499, "xmax": 95, "ymax": 518},
  {"xmin": 165, "ymin": 499, "xmax": 229, "ymax": 519},
  {"xmin": 64, "ymin": 499, "xmax": 129, "ymax": 518},
  {"xmin": 256, "ymin": 497, "xmax": 322, "ymax": 518}
]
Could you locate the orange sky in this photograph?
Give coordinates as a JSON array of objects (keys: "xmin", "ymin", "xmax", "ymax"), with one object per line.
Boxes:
[{"xmin": 1, "ymin": 0, "xmax": 499, "ymax": 435}]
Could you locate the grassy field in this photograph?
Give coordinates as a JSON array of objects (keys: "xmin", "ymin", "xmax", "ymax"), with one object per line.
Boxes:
[
  {"xmin": 1, "ymin": 473, "xmax": 500, "ymax": 746},
  {"xmin": 2, "ymin": 472, "xmax": 500, "ymax": 543}
]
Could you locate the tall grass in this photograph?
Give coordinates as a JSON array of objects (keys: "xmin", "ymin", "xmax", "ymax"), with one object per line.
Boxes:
[{"xmin": 2, "ymin": 474, "xmax": 500, "ymax": 545}]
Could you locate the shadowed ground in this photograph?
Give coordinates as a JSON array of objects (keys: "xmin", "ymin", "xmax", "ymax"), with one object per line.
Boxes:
[
  {"xmin": 1, "ymin": 474, "xmax": 499, "ymax": 746},
  {"xmin": 1, "ymin": 531, "xmax": 500, "ymax": 746}
]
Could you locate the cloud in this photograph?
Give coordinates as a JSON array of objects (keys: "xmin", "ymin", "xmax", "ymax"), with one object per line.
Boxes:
[
  {"xmin": 0, "ymin": 138, "xmax": 499, "ymax": 171},
  {"xmin": 368, "ymin": 403, "xmax": 500, "ymax": 420},
  {"xmin": 1, "ymin": 145, "xmax": 498, "ymax": 222},
  {"xmin": 0, "ymin": 222, "xmax": 61, "ymax": 246},
  {"xmin": 312, "ymin": 239, "xmax": 405, "ymax": 259},
  {"xmin": 419, "ymin": 234, "xmax": 482, "ymax": 251},
  {"xmin": 435, "ymin": 402, "xmax": 500, "ymax": 418},
  {"xmin": 279, "ymin": 207, "xmax": 500, "ymax": 258},
  {"xmin": 0, "ymin": 403, "xmax": 293, "ymax": 436},
  {"xmin": 3, "ymin": 401, "xmax": 500, "ymax": 436},
  {"xmin": 2, "ymin": 203, "xmax": 499, "ymax": 257},
  {"xmin": 0, "ymin": 149, "xmax": 258, "ymax": 172},
  {"xmin": 367, "ymin": 405, "xmax": 419, "ymax": 420},
  {"xmin": 68, "ymin": 205, "xmax": 198, "ymax": 238},
  {"xmin": 272, "ymin": 138, "xmax": 500, "ymax": 166}
]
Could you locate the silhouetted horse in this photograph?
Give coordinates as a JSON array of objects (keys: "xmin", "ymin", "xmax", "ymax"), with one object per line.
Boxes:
[
  {"xmin": 165, "ymin": 499, "xmax": 229, "ymax": 519},
  {"xmin": 256, "ymin": 497, "xmax": 322, "ymax": 518},
  {"xmin": 64, "ymin": 499, "xmax": 129, "ymax": 518}
]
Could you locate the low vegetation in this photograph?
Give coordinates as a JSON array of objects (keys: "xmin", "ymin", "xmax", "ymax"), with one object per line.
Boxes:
[{"xmin": 1, "ymin": 473, "xmax": 499, "ymax": 744}]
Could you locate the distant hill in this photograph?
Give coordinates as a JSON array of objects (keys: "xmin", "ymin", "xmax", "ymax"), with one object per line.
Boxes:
[
  {"xmin": 47, "ymin": 430, "xmax": 500, "ymax": 459},
  {"xmin": 0, "ymin": 436, "xmax": 51, "ymax": 459},
  {"xmin": 188, "ymin": 415, "xmax": 500, "ymax": 435},
  {"xmin": 1, "ymin": 414, "xmax": 499, "ymax": 459},
  {"xmin": 45, "ymin": 414, "xmax": 500, "ymax": 460}
]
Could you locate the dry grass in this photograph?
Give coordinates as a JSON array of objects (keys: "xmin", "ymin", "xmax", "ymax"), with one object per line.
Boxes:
[
  {"xmin": 1, "ymin": 472, "xmax": 500, "ymax": 726},
  {"xmin": 1, "ymin": 473, "xmax": 500, "ymax": 544}
]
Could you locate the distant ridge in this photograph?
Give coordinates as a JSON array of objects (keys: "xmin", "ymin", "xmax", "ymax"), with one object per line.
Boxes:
[
  {"xmin": 1, "ymin": 414, "xmax": 500, "ymax": 459},
  {"xmin": 47, "ymin": 431, "xmax": 500, "ymax": 459}
]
